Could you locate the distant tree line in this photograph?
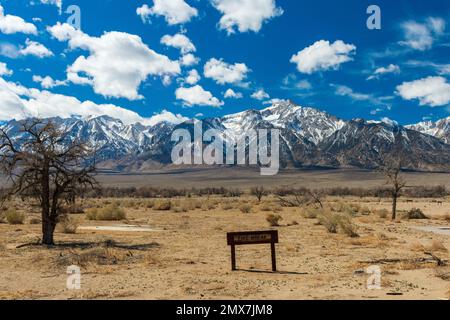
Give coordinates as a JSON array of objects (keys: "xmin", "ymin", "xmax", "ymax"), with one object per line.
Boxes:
[{"xmin": 2, "ymin": 184, "xmax": 443, "ymax": 200}]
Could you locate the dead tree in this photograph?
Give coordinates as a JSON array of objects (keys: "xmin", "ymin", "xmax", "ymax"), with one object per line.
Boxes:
[
  {"xmin": 381, "ymin": 158, "xmax": 407, "ymax": 220},
  {"xmin": 250, "ymin": 186, "xmax": 268, "ymax": 203},
  {"xmin": 277, "ymin": 189, "xmax": 324, "ymax": 209},
  {"xmin": 0, "ymin": 118, "xmax": 98, "ymax": 245}
]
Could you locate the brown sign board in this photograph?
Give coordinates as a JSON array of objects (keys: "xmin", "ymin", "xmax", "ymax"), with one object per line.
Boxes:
[
  {"xmin": 227, "ymin": 230, "xmax": 279, "ymax": 245},
  {"xmin": 227, "ymin": 230, "xmax": 279, "ymax": 272}
]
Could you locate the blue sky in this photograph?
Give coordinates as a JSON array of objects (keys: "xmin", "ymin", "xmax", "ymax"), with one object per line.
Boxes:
[{"xmin": 0, "ymin": 0, "xmax": 449, "ymax": 125}]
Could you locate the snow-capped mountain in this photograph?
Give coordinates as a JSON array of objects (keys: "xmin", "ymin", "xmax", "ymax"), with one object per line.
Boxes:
[
  {"xmin": 1, "ymin": 101, "xmax": 449, "ymax": 171},
  {"xmin": 406, "ymin": 117, "xmax": 450, "ymax": 144}
]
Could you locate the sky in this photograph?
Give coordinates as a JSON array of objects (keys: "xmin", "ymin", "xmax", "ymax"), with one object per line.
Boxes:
[{"xmin": 0, "ymin": 0, "xmax": 449, "ymax": 126}]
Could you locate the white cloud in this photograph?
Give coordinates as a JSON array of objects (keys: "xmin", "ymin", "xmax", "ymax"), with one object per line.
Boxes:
[
  {"xmin": 290, "ymin": 40, "xmax": 356, "ymax": 74},
  {"xmin": 137, "ymin": 0, "xmax": 198, "ymax": 25},
  {"xmin": 400, "ymin": 17, "xmax": 446, "ymax": 51},
  {"xmin": 161, "ymin": 33, "xmax": 196, "ymax": 54},
  {"xmin": 19, "ymin": 39, "xmax": 54, "ymax": 58},
  {"xmin": 251, "ymin": 89, "xmax": 269, "ymax": 100},
  {"xmin": 0, "ymin": 43, "xmax": 19, "ymax": 58},
  {"xmin": 396, "ymin": 76, "xmax": 450, "ymax": 107},
  {"xmin": 38, "ymin": 0, "xmax": 63, "ymax": 13},
  {"xmin": 176, "ymin": 85, "xmax": 224, "ymax": 107},
  {"xmin": 211, "ymin": 0, "xmax": 283, "ymax": 34},
  {"xmin": 0, "ymin": 5, "xmax": 37, "ymax": 35},
  {"xmin": 224, "ymin": 88, "xmax": 243, "ymax": 99},
  {"xmin": 333, "ymin": 84, "xmax": 372, "ymax": 101},
  {"xmin": 332, "ymin": 84, "xmax": 392, "ymax": 110},
  {"xmin": 180, "ymin": 53, "xmax": 199, "ymax": 66},
  {"xmin": 48, "ymin": 23, "xmax": 181, "ymax": 100},
  {"xmin": 263, "ymin": 98, "xmax": 288, "ymax": 105},
  {"xmin": 146, "ymin": 109, "xmax": 189, "ymax": 126},
  {"xmin": 0, "ymin": 76, "xmax": 187, "ymax": 125},
  {"xmin": 185, "ymin": 69, "xmax": 200, "ymax": 85},
  {"xmin": 204, "ymin": 58, "xmax": 250, "ymax": 85},
  {"xmin": 32, "ymin": 75, "xmax": 67, "ymax": 89},
  {"xmin": 0, "ymin": 62, "xmax": 12, "ymax": 76},
  {"xmin": 367, "ymin": 64, "xmax": 400, "ymax": 80}
]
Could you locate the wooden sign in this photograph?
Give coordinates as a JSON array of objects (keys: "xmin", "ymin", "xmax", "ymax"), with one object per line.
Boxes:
[{"xmin": 227, "ymin": 230, "xmax": 279, "ymax": 272}]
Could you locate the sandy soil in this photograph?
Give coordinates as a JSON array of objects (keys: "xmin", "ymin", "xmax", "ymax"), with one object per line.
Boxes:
[{"xmin": 0, "ymin": 195, "xmax": 449, "ymax": 300}]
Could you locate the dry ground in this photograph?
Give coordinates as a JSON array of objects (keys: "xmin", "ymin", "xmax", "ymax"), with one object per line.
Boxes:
[{"xmin": 0, "ymin": 194, "xmax": 449, "ymax": 300}]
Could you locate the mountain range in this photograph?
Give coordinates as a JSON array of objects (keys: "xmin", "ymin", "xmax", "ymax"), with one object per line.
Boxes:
[{"xmin": 1, "ymin": 101, "xmax": 449, "ymax": 172}]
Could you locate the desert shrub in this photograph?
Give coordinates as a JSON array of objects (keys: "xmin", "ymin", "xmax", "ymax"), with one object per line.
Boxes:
[
  {"xmin": 86, "ymin": 205, "xmax": 126, "ymax": 221},
  {"xmin": 29, "ymin": 218, "xmax": 41, "ymax": 225},
  {"xmin": 301, "ymin": 207, "xmax": 322, "ymax": 219},
  {"xmin": 260, "ymin": 203, "xmax": 273, "ymax": 212},
  {"xmin": 317, "ymin": 211, "xmax": 338, "ymax": 233},
  {"xmin": 61, "ymin": 203, "xmax": 85, "ymax": 214},
  {"xmin": 221, "ymin": 202, "xmax": 233, "ymax": 210},
  {"xmin": 403, "ymin": 208, "xmax": 428, "ymax": 220},
  {"xmin": 59, "ymin": 215, "xmax": 79, "ymax": 234},
  {"xmin": 201, "ymin": 201, "xmax": 216, "ymax": 211},
  {"xmin": 239, "ymin": 204, "xmax": 252, "ymax": 214},
  {"xmin": 224, "ymin": 189, "xmax": 243, "ymax": 198},
  {"xmin": 5, "ymin": 209, "xmax": 25, "ymax": 225},
  {"xmin": 266, "ymin": 214, "xmax": 283, "ymax": 227},
  {"xmin": 251, "ymin": 186, "xmax": 268, "ymax": 202},
  {"xmin": 145, "ymin": 200, "xmax": 155, "ymax": 209},
  {"xmin": 337, "ymin": 215, "xmax": 359, "ymax": 238},
  {"xmin": 428, "ymin": 240, "xmax": 448, "ymax": 253},
  {"xmin": 375, "ymin": 209, "xmax": 389, "ymax": 219},
  {"xmin": 171, "ymin": 206, "xmax": 185, "ymax": 213},
  {"xmin": 153, "ymin": 199, "xmax": 173, "ymax": 211},
  {"xmin": 272, "ymin": 205, "xmax": 283, "ymax": 213}
]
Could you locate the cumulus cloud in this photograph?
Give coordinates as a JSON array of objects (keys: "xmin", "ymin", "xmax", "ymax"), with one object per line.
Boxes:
[
  {"xmin": 0, "ymin": 5, "xmax": 37, "ymax": 35},
  {"xmin": 161, "ymin": 33, "xmax": 196, "ymax": 54},
  {"xmin": 0, "ymin": 62, "xmax": 12, "ymax": 76},
  {"xmin": 400, "ymin": 17, "xmax": 446, "ymax": 51},
  {"xmin": 204, "ymin": 58, "xmax": 250, "ymax": 85},
  {"xmin": 0, "ymin": 75, "xmax": 187, "ymax": 125},
  {"xmin": 251, "ymin": 89, "xmax": 269, "ymax": 100},
  {"xmin": 19, "ymin": 39, "xmax": 54, "ymax": 58},
  {"xmin": 0, "ymin": 4, "xmax": 37, "ymax": 35},
  {"xmin": 290, "ymin": 40, "xmax": 356, "ymax": 74},
  {"xmin": 47, "ymin": 23, "xmax": 181, "ymax": 100},
  {"xmin": 180, "ymin": 53, "xmax": 199, "ymax": 66},
  {"xmin": 176, "ymin": 85, "xmax": 224, "ymax": 107},
  {"xmin": 396, "ymin": 76, "xmax": 450, "ymax": 107},
  {"xmin": 367, "ymin": 64, "xmax": 400, "ymax": 80},
  {"xmin": 32, "ymin": 75, "xmax": 67, "ymax": 89},
  {"xmin": 185, "ymin": 69, "xmax": 200, "ymax": 85},
  {"xmin": 137, "ymin": 0, "xmax": 198, "ymax": 25},
  {"xmin": 224, "ymin": 88, "xmax": 243, "ymax": 99},
  {"xmin": 211, "ymin": 0, "xmax": 283, "ymax": 34}
]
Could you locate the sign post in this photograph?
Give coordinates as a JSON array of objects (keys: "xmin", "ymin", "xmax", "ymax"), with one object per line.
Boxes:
[{"xmin": 227, "ymin": 230, "xmax": 279, "ymax": 272}]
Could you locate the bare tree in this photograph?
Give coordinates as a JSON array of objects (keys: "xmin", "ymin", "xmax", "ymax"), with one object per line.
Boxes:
[
  {"xmin": 250, "ymin": 186, "xmax": 268, "ymax": 203},
  {"xmin": 381, "ymin": 158, "xmax": 407, "ymax": 220},
  {"xmin": 277, "ymin": 189, "xmax": 324, "ymax": 209},
  {"xmin": 0, "ymin": 119, "xmax": 97, "ymax": 245}
]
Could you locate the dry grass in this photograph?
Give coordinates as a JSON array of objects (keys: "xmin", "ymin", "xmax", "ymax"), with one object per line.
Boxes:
[{"xmin": 86, "ymin": 205, "xmax": 127, "ymax": 221}]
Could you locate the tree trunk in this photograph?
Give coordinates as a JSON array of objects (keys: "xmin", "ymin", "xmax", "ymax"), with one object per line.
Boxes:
[
  {"xmin": 392, "ymin": 194, "xmax": 397, "ymax": 221},
  {"xmin": 42, "ymin": 218, "xmax": 56, "ymax": 245}
]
